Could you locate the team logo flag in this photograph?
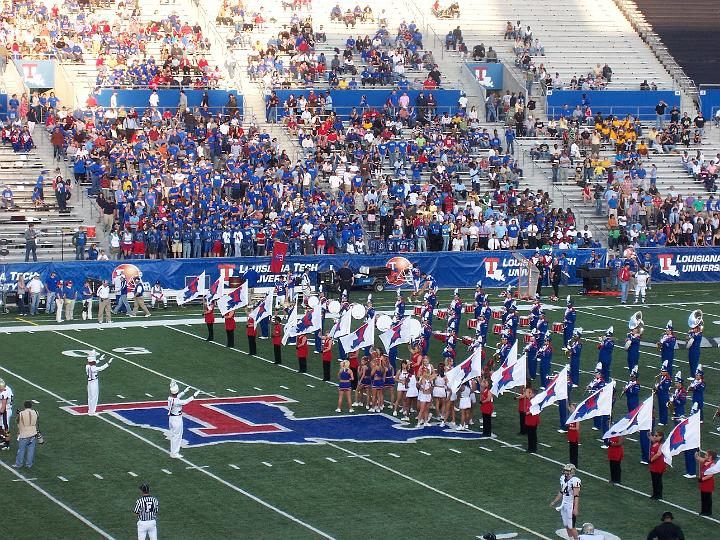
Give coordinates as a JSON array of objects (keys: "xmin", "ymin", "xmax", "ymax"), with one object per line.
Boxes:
[
  {"xmin": 566, "ymin": 381, "xmax": 616, "ymax": 425},
  {"xmin": 339, "ymin": 317, "xmax": 375, "ymax": 354},
  {"xmin": 249, "ymin": 292, "xmax": 273, "ymax": 325},
  {"xmin": 205, "ymin": 276, "xmax": 225, "ymax": 303},
  {"xmin": 176, "ymin": 271, "xmax": 206, "ymax": 305},
  {"xmin": 379, "ymin": 318, "xmax": 413, "ymax": 353},
  {"xmin": 329, "ymin": 309, "xmax": 352, "ymax": 339},
  {"xmin": 294, "ymin": 306, "xmax": 323, "ymax": 336},
  {"xmin": 282, "ymin": 304, "xmax": 298, "ymax": 345},
  {"xmin": 217, "ymin": 282, "xmax": 249, "ymax": 316},
  {"xmin": 603, "ymin": 395, "xmax": 653, "ymax": 438},
  {"xmin": 269, "ymin": 241, "xmax": 288, "ymax": 274},
  {"xmin": 529, "ymin": 365, "xmax": 569, "ymax": 415},
  {"xmin": 490, "ymin": 342, "xmax": 525, "ymax": 396},
  {"xmin": 661, "ymin": 411, "xmax": 701, "ymax": 466},
  {"xmin": 445, "ymin": 348, "xmax": 483, "ymax": 393}
]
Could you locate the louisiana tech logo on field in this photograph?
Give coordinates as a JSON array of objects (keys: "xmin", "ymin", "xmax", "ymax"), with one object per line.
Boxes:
[{"xmin": 63, "ymin": 395, "xmax": 482, "ymax": 446}]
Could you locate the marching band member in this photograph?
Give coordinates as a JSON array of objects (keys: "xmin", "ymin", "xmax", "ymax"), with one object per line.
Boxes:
[
  {"xmin": 525, "ymin": 328, "xmax": 540, "ymax": 381},
  {"xmin": 588, "ymin": 363, "xmax": 606, "ymax": 435},
  {"xmin": 446, "ymin": 312, "xmax": 460, "ymax": 341},
  {"xmin": 480, "ymin": 299, "xmax": 492, "ymax": 323},
  {"xmin": 246, "ymin": 316, "xmax": 257, "ymax": 356},
  {"xmin": 364, "ymin": 295, "xmax": 375, "ymax": 357},
  {"xmin": 689, "ymin": 365, "xmax": 705, "ymax": 421},
  {"xmin": 420, "ymin": 320, "xmax": 433, "ymax": 356},
  {"xmin": 649, "ymin": 431, "xmax": 666, "ymax": 499},
  {"xmin": 597, "ymin": 327, "xmax": 615, "ymax": 382},
  {"xmin": 449, "ymin": 288, "xmax": 463, "ymax": 324},
  {"xmin": 625, "ymin": 322, "xmax": 642, "ymax": 373},
  {"xmin": 479, "ymin": 379, "xmax": 494, "ymax": 437},
  {"xmin": 272, "ymin": 316, "xmax": 283, "ymax": 364},
  {"xmin": 420, "ymin": 294, "xmax": 434, "ymax": 326},
  {"xmin": 150, "ymin": 280, "xmax": 167, "ymax": 309},
  {"xmin": 657, "ymin": 321, "xmax": 677, "ymax": 374},
  {"xmin": 671, "ymin": 372, "xmax": 687, "ymax": 425},
  {"xmin": 473, "ymin": 281, "xmax": 486, "ymax": 319},
  {"xmin": 562, "ymin": 296, "xmax": 576, "ymax": 347},
  {"xmin": 506, "ymin": 305, "xmax": 519, "ymax": 341},
  {"xmin": 314, "ymin": 293, "xmax": 327, "ymax": 353},
  {"xmin": 501, "ymin": 289, "xmax": 515, "ymax": 324},
  {"xmin": 655, "ymin": 361, "xmax": 672, "ymax": 426},
  {"xmin": 524, "ymin": 387, "xmax": 540, "ymax": 453},
  {"xmin": 538, "ymin": 334, "xmax": 553, "ymax": 389},
  {"xmin": 536, "ymin": 311, "xmax": 549, "ymax": 344},
  {"xmin": 81, "ymin": 279, "xmax": 93, "ymax": 320},
  {"xmin": 566, "ymin": 328, "xmax": 583, "ymax": 388},
  {"xmin": 167, "ymin": 381, "xmax": 199, "ymax": 459},
  {"xmin": 516, "ymin": 385, "xmax": 528, "ymax": 436},
  {"xmin": 529, "ymin": 294, "xmax": 542, "ymax": 330},
  {"xmin": 633, "ymin": 265, "xmax": 650, "ymax": 304},
  {"xmin": 624, "ymin": 366, "xmax": 641, "ymax": 412},
  {"xmin": 686, "ymin": 311, "xmax": 703, "ymax": 380},
  {"xmin": 682, "ymin": 403, "xmax": 701, "ymax": 479},
  {"xmin": 608, "ymin": 435, "xmax": 625, "ymax": 484},
  {"xmin": 557, "ymin": 370, "xmax": 573, "ymax": 433},
  {"xmin": 411, "ymin": 266, "xmax": 423, "ymax": 297},
  {"xmin": 475, "ymin": 313, "xmax": 489, "ymax": 347},
  {"xmin": 321, "ymin": 333, "xmax": 333, "ymax": 381}
]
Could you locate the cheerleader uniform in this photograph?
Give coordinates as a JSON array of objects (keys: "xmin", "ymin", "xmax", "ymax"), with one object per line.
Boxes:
[
  {"xmin": 432, "ymin": 376, "xmax": 447, "ymax": 399},
  {"xmin": 406, "ymin": 373, "xmax": 419, "ymax": 399},
  {"xmin": 418, "ymin": 379, "xmax": 432, "ymax": 403},
  {"xmin": 396, "ymin": 369, "xmax": 408, "ymax": 393},
  {"xmin": 339, "ymin": 370, "xmax": 352, "ymax": 390},
  {"xmin": 372, "ymin": 369, "xmax": 385, "ymax": 390},
  {"xmin": 459, "ymin": 384, "xmax": 472, "ymax": 410},
  {"xmin": 361, "ymin": 367, "xmax": 372, "ymax": 387},
  {"xmin": 384, "ymin": 365, "xmax": 395, "ymax": 387}
]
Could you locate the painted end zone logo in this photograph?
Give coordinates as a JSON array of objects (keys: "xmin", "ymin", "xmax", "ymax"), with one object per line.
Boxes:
[{"xmin": 63, "ymin": 395, "xmax": 481, "ymax": 446}]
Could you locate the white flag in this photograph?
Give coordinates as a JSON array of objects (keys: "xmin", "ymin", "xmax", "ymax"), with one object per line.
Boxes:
[
  {"xmin": 294, "ymin": 305, "xmax": 323, "ymax": 336},
  {"xmin": 661, "ymin": 411, "xmax": 701, "ymax": 466},
  {"xmin": 491, "ymin": 342, "xmax": 526, "ymax": 396},
  {"xmin": 176, "ymin": 271, "xmax": 206, "ymax": 305},
  {"xmin": 217, "ymin": 282, "xmax": 248, "ymax": 316},
  {"xmin": 205, "ymin": 276, "xmax": 225, "ymax": 303},
  {"xmin": 704, "ymin": 458, "xmax": 720, "ymax": 476},
  {"xmin": 566, "ymin": 381, "xmax": 616, "ymax": 425},
  {"xmin": 379, "ymin": 318, "xmax": 413, "ymax": 353},
  {"xmin": 339, "ymin": 317, "xmax": 375, "ymax": 354},
  {"xmin": 603, "ymin": 395, "xmax": 653, "ymax": 438},
  {"xmin": 282, "ymin": 304, "xmax": 298, "ymax": 345},
  {"xmin": 445, "ymin": 348, "xmax": 483, "ymax": 393},
  {"xmin": 248, "ymin": 292, "xmax": 273, "ymax": 325},
  {"xmin": 330, "ymin": 309, "xmax": 352, "ymax": 339},
  {"xmin": 529, "ymin": 365, "xmax": 569, "ymax": 415}
]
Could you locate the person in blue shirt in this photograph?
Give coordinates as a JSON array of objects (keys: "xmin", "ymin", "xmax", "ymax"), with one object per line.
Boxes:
[
  {"xmin": 655, "ymin": 363, "xmax": 672, "ymax": 425},
  {"xmin": 597, "ymin": 327, "xmax": 615, "ymax": 382},
  {"xmin": 73, "ymin": 226, "xmax": 88, "ymax": 260},
  {"xmin": 63, "ymin": 280, "xmax": 78, "ymax": 321},
  {"xmin": 686, "ymin": 314, "xmax": 703, "ymax": 378},
  {"xmin": 87, "ymin": 243, "xmax": 99, "ymax": 260},
  {"xmin": 524, "ymin": 331, "xmax": 539, "ymax": 381},
  {"xmin": 567, "ymin": 329, "xmax": 583, "ymax": 387},
  {"xmin": 537, "ymin": 334, "xmax": 553, "ymax": 389},
  {"xmin": 689, "ymin": 366, "xmax": 705, "ymax": 421},
  {"xmin": 657, "ymin": 321, "xmax": 676, "ymax": 374}
]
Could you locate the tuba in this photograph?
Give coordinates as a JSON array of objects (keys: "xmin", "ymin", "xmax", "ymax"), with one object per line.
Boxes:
[
  {"xmin": 688, "ymin": 309, "xmax": 703, "ymax": 330},
  {"xmin": 628, "ymin": 311, "xmax": 644, "ymax": 335}
]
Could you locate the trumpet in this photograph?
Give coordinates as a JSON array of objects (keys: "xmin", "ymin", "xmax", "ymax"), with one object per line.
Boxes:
[{"xmin": 667, "ymin": 400, "xmax": 675, "ymax": 415}]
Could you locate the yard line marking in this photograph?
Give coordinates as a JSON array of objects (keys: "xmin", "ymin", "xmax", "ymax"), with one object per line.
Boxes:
[
  {"xmin": 387, "ymin": 452, "xmax": 400, "ymax": 458},
  {"xmin": 93, "ymin": 474, "xmax": 104, "ymax": 480},
  {"xmin": 144, "ymin": 393, "xmax": 154, "ymax": 398},
  {"xmin": 448, "ymin": 448, "xmax": 462, "ymax": 454},
  {"xmin": 263, "ymin": 461, "xmax": 274, "ymax": 467},
  {"xmin": 161, "ymin": 469, "xmax": 173, "ymax": 475},
  {"xmin": 325, "ymin": 442, "xmax": 552, "ymax": 540},
  {"xmin": 128, "ymin": 472, "xmax": 138, "ymax": 477},
  {"xmin": 57, "ymin": 476, "xmax": 69, "ymax": 482},
  {"xmin": 419, "ymin": 450, "xmax": 432, "ymax": 456},
  {"xmin": 226, "ymin": 388, "xmax": 237, "ymax": 393},
  {"xmin": 253, "ymin": 387, "xmax": 263, "ymax": 391},
  {"xmin": 31, "ymin": 399, "xmax": 39, "ymax": 404},
  {"xmin": 280, "ymin": 385, "xmax": 289, "ymax": 390},
  {"xmin": 306, "ymin": 384, "xmax": 315, "ymax": 388},
  {"xmin": 325, "ymin": 457, "xmax": 337, "ymax": 463},
  {"xmin": 0, "ymin": 365, "xmax": 336, "ymax": 540},
  {"xmin": 185, "ymin": 465, "xmax": 210, "ymax": 470},
  {"xmin": 74, "ymin": 329, "xmax": 81, "ymax": 332},
  {"xmin": 229, "ymin": 464, "xmax": 241, "ymax": 469},
  {"xmin": 479, "ymin": 446, "xmax": 493, "ymax": 452},
  {"xmin": 293, "ymin": 459, "xmax": 305, "ymax": 465},
  {"xmin": 116, "ymin": 394, "xmax": 125, "ymax": 399},
  {"xmin": 12, "ymin": 477, "xmax": 38, "ymax": 481},
  {"xmin": 710, "ymin": 431, "xmax": 720, "ymax": 438},
  {"xmin": 0, "ymin": 462, "xmax": 114, "ymax": 539},
  {"xmin": 626, "ymin": 437, "xmax": 638, "ymax": 442},
  {"xmin": 539, "ymin": 443, "xmax": 552, "ymax": 448}
]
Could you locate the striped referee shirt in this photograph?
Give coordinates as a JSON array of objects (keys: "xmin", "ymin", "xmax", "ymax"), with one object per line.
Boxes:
[{"xmin": 134, "ymin": 496, "xmax": 159, "ymax": 521}]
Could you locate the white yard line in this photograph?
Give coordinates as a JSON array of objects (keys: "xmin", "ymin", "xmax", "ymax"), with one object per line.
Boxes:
[{"xmin": 0, "ymin": 461, "xmax": 115, "ymax": 539}]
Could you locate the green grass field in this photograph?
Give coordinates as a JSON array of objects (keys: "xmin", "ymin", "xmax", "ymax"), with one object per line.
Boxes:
[{"xmin": 2, "ymin": 283, "xmax": 720, "ymax": 539}]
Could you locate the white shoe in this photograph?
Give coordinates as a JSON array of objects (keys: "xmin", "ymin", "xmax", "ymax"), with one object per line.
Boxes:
[
  {"xmin": 457, "ymin": 425, "xmax": 465, "ymax": 431},
  {"xmin": 392, "ymin": 410, "xmax": 397, "ymax": 416},
  {"xmin": 468, "ymin": 419, "xmax": 474, "ymax": 425},
  {"xmin": 449, "ymin": 422, "xmax": 456, "ymax": 428},
  {"xmin": 591, "ymin": 427, "xmax": 599, "ymax": 431},
  {"xmin": 349, "ymin": 408, "xmax": 354, "ymax": 413},
  {"xmin": 335, "ymin": 408, "xmax": 341, "ymax": 413},
  {"xmin": 170, "ymin": 453, "xmax": 183, "ymax": 459},
  {"xmin": 491, "ymin": 412, "xmax": 497, "ymax": 418},
  {"xmin": 683, "ymin": 473, "xmax": 695, "ymax": 479},
  {"xmin": 401, "ymin": 416, "xmax": 409, "ymax": 421},
  {"xmin": 440, "ymin": 421, "xmax": 445, "ymax": 427},
  {"xmin": 425, "ymin": 422, "xmax": 433, "ymax": 427},
  {"xmin": 145, "ymin": 313, "xmax": 151, "ymax": 317},
  {"xmin": 601, "ymin": 445, "xmax": 609, "ymax": 449},
  {"xmin": 558, "ymin": 429, "xmax": 567, "ymax": 433},
  {"xmin": 417, "ymin": 421, "xmax": 424, "ymax": 427},
  {"xmin": 128, "ymin": 314, "xmax": 136, "ymax": 318}
]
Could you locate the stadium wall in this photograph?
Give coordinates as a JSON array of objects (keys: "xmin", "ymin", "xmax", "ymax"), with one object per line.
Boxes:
[
  {"xmin": 94, "ymin": 89, "xmax": 244, "ymax": 115},
  {"xmin": 699, "ymin": 86, "xmax": 720, "ymax": 119},
  {"xmin": 546, "ymin": 90, "xmax": 680, "ymax": 120}
]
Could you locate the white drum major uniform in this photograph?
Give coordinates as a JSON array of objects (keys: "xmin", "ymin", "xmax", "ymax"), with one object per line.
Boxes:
[
  {"xmin": 167, "ymin": 380, "xmax": 199, "ymax": 458},
  {"xmin": 86, "ymin": 350, "xmax": 112, "ymax": 416}
]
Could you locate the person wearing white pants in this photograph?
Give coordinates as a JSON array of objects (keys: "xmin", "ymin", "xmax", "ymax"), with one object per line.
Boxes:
[
  {"xmin": 134, "ymin": 483, "xmax": 159, "ymax": 540},
  {"xmin": 167, "ymin": 381, "xmax": 199, "ymax": 458},
  {"xmin": 55, "ymin": 285, "xmax": 65, "ymax": 323},
  {"xmin": 86, "ymin": 351, "xmax": 112, "ymax": 415}
]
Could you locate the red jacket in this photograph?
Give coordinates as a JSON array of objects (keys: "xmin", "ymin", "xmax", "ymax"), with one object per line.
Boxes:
[
  {"xmin": 480, "ymin": 388, "xmax": 493, "ymax": 415},
  {"xmin": 224, "ymin": 314, "xmax": 236, "ymax": 331},
  {"xmin": 700, "ymin": 460, "xmax": 716, "ymax": 493},
  {"xmin": 272, "ymin": 323, "xmax": 282, "ymax": 346},
  {"xmin": 608, "ymin": 436, "xmax": 624, "ymax": 461},
  {"xmin": 321, "ymin": 337, "xmax": 333, "ymax": 362},
  {"xmin": 296, "ymin": 335, "xmax": 308, "ymax": 358},
  {"xmin": 649, "ymin": 442, "xmax": 666, "ymax": 474},
  {"xmin": 567, "ymin": 422, "xmax": 580, "ymax": 443}
]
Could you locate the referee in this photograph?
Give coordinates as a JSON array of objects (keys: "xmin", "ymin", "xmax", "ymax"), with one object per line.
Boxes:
[{"xmin": 134, "ymin": 483, "xmax": 159, "ymax": 540}]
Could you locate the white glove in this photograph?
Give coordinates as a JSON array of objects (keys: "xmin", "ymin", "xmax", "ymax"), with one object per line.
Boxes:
[
  {"xmin": 183, "ymin": 387, "xmax": 191, "ymax": 395},
  {"xmin": 193, "ymin": 390, "xmax": 200, "ymax": 398}
]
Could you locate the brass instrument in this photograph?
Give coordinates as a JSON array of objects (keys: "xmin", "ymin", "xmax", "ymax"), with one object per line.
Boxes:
[{"xmin": 667, "ymin": 400, "xmax": 675, "ymax": 416}]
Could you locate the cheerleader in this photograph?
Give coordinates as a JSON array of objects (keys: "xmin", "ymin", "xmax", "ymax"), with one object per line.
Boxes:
[
  {"xmin": 336, "ymin": 361, "xmax": 354, "ymax": 413},
  {"xmin": 405, "ymin": 366, "xmax": 419, "ymax": 417},
  {"xmin": 393, "ymin": 360, "xmax": 409, "ymax": 417},
  {"xmin": 689, "ymin": 365, "xmax": 705, "ymax": 421},
  {"xmin": 417, "ymin": 368, "xmax": 433, "ymax": 427},
  {"xmin": 370, "ymin": 357, "xmax": 385, "ymax": 412},
  {"xmin": 354, "ymin": 357, "xmax": 372, "ymax": 408},
  {"xmin": 442, "ymin": 358, "xmax": 457, "ymax": 428},
  {"xmin": 382, "ymin": 356, "xmax": 395, "ymax": 404},
  {"xmin": 457, "ymin": 380, "xmax": 475, "ymax": 430},
  {"xmin": 432, "ymin": 363, "xmax": 448, "ymax": 422}
]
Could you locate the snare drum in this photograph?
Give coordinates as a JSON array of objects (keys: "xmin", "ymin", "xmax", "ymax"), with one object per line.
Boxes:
[
  {"xmin": 524, "ymin": 334, "xmax": 534, "ymax": 344},
  {"xmin": 491, "ymin": 309, "xmax": 503, "ymax": 320},
  {"xmin": 519, "ymin": 315, "xmax": 530, "ymax": 327},
  {"xmin": 467, "ymin": 319, "xmax": 478, "ymax": 329},
  {"xmin": 437, "ymin": 309, "xmax": 448, "ymax": 320},
  {"xmin": 464, "ymin": 304, "xmax": 475, "ymax": 313},
  {"xmin": 493, "ymin": 324, "xmax": 503, "ymax": 335},
  {"xmin": 414, "ymin": 306, "xmax": 422, "ymax": 316},
  {"xmin": 552, "ymin": 322, "xmax": 564, "ymax": 333}
]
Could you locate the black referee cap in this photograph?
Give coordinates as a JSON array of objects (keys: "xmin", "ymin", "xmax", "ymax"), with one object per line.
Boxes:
[{"xmin": 140, "ymin": 483, "xmax": 150, "ymax": 493}]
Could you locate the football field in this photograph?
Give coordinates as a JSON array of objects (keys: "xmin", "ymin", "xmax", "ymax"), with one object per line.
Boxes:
[{"xmin": 2, "ymin": 283, "xmax": 720, "ymax": 539}]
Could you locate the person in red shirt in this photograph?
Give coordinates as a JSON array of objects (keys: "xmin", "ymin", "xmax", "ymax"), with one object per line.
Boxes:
[
  {"xmin": 567, "ymin": 404, "xmax": 580, "ymax": 467},
  {"xmin": 204, "ymin": 299, "xmax": 215, "ymax": 341},
  {"xmin": 516, "ymin": 385, "xmax": 527, "ymax": 435},
  {"xmin": 296, "ymin": 334, "xmax": 308, "ymax": 373},
  {"xmin": 224, "ymin": 310, "xmax": 236, "ymax": 348},
  {"xmin": 649, "ymin": 431, "xmax": 666, "ymax": 499},
  {"xmin": 608, "ymin": 435, "xmax": 624, "ymax": 484},
  {"xmin": 480, "ymin": 379, "xmax": 494, "ymax": 437},
  {"xmin": 321, "ymin": 334, "xmax": 333, "ymax": 381},
  {"xmin": 524, "ymin": 387, "xmax": 540, "ymax": 453},
  {"xmin": 272, "ymin": 317, "xmax": 283, "ymax": 364},
  {"xmin": 246, "ymin": 316, "xmax": 257, "ymax": 355},
  {"xmin": 696, "ymin": 450, "xmax": 717, "ymax": 516}
]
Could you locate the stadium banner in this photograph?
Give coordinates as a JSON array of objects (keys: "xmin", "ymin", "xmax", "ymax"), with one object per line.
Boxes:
[
  {"xmin": 545, "ymin": 90, "xmax": 680, "ymax": 121},
  {"xmin": 13, "ymin": 59, "xmax": 55, "ymax": 88},
  {"xmin": 699, "ymin": 86, "xmax": 720, "ymax": 120},
  {"xmin": 637, "ymin": 247, "xmax": 720, "ymax": 283},
  {"xmin": 465, "ymin": 63, "xmax": 503, "ymax": 91},
  {"xmin": 0, "ymin": 250, "xmax": 602, "ymax": 292}
]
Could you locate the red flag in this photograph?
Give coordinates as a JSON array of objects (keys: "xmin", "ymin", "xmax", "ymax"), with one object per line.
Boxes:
[{"xmin": 270, "ymin": 241, "xmax": 288, "ymax": 273}]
